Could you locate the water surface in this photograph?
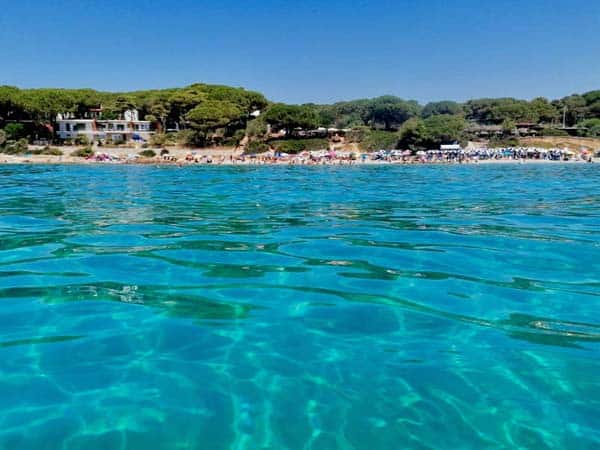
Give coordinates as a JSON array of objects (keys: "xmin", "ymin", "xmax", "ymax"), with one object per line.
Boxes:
[{"xmin": 0, "ymin": 164, "xmax": 599, "ymax": 449}]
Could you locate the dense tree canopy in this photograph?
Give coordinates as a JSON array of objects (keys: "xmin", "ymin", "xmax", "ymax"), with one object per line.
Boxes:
[
  {"xmin": 186, "ymin": 101, "xmax": 242, "ymax": 131},
  {"xmin": 398, "ymin": 115, "xmax": 467, "ymax": 150},
  {"xmin": 579, "ymin": 118, "xmax": 600, "ymax": 137},
  {"xmin": 464, "ymin": 98, "xmax": 542, "ymax": 124},
  {"xmin": 423, "ymin": 115, "xmax": 467, "ymax": 147},
  {"xmin": 314, "ymin": 96, "xmax": 420, "ymax": 130},
  {"xmin": 2, "ymin": 82, "xmax": 600, "ymax": 147},
  {"xmin": 398, "ymin": 118, "xmax": 427, "ymax": 150},
  {"xmin": 263, "ymin": 104, "xmax": 320, "ymax": 135},
  {"xmin": 315, "ymin": 99, "xmax": 371, "ymax": 128},
  {"xmin": 421, "ymin": 101, "xmax": 463, "ymax": 118},
  {"xmin": 0, "ymin": 83, "xmax": 268, "ymax": 145},
  {"xmin": 365, "ymin": 96, "xmax": 421, "ymax": 130}
]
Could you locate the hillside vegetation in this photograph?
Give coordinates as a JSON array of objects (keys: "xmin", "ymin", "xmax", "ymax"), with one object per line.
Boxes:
[{"xmin": 1, "ymin": 83, "xmax": 600, "ymax": 152}]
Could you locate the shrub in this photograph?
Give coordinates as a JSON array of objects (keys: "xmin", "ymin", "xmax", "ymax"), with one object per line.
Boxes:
[
  {"xmin": 245, "ymin": 141, "xmax": 270, "ymax": 154},
  {"xmin": 489, "ymin": 136, "xmax": 519, "ymax": 147},
  {"xmin": 223, "ymin": 129, "xmax": 246, "ymax": 147},
  {"xmin": 2, "ymin": 139, "xmax": 29, "ymax": 154},
  {"xmin": 176, "ymin": 129, "xmax": 205, "ymax": 147},
  {"xmin": 4, "ymin": 123, "xmax": 26, "ymax": 140},
  {"xmin": 160, "ymin": 148, "xmax": 170, "ymax": 156},
  {"xmin": 2, "ymin": 141, "xmax": 16, "ymax": 154},
  {"xmin": 0, "ymin": 129, "xmax": 6, "ymax": 147},
  {"xmin": 30, "ymin": 147, "xmax": 63, "ymax": 156},
  {"xmin": 267, "ymin": 138, "xmax": 328, "ymax": 154},
  {"xmin": 541, "ymin": 128, "xmax": 568, "ymax": 137},
  {"xmin": 74, "ymin": 135, "xmax": 90, "ymax": 145},
  {"xmin": 71, "ymin": 146, "xmax": 94, "ymax": 158},
  {"xmin": 150, "ymin": 133, "xmax": 168, "ymax": 146},
  {"xmin": 578, "ymin": 119, "xmax": 600, "ymax": 137},
  {"xmin": 347, "ymin": 127, "xmax": 400, "ymax": 151},
  {"xmin": 138, "ymin": 149, "xmax": 157, "ymax": 158}
]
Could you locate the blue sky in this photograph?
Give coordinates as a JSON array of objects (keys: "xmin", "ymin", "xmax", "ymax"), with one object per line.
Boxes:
[{"xmin": 1, "ymin": 0, "xmax": 599, "ymax": 104}]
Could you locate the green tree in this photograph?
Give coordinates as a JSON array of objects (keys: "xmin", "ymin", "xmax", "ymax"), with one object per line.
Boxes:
[
  {"xmin": 501, "ymin": 118, "xmax": 516, "ymax": 135},
  {"xmin": 578, "ymin": 118, "xmax": 600, "ymax": 137},
  {"xmin": 185, "ymin": 100, "xmax": 242, "ymax": 131},
  {"xmin": 582, "ymin": 90, "xmax": 600, "ymax": 118},
  {"xmin": 169, "ymin": 85, "xmax": 208, "ymax": 127},
  {"xmin": 423, "ymin": 115, "xmax": 467, "ymax": 147},
  {"xmin": 150, "ymin": 102, "xmax": 170, "ymax": 130},
  {"xmin": 264, "ymin": 104, "xmax": 319, "ymax": 136},
  {"xmin": 245, "ymin": 115, "xmax": 268, "ymax": 139},
  {"xmin": 103, "ymin": 95, "xmax": 136, "ymax": 119},
  {"xmin": 316, "ymin": 99, "xmax": 372, "ymax": 128},
  {"xmin": 530, "ymin": 97, "xmax": 559, "ymax": 123},
  {"xmin": 465, "ymin": 98, "xmax": 537, "ymax": 124},
  {"xmin": 365, "ymin": 96, "xmax": 421, "ymax": 130},
  {"xmin": 421, "ymin": 101, "xmax": 463, "ymax": 118},
  {"xmin": 553, "ymin": 95, "xmax": 587, "ymax": 126},
  {"xmin": 398, "ymin": 118, "xmax": 427, "ymax": 150}
]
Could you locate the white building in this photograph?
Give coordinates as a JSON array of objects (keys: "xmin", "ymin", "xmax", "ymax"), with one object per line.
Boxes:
[{"xmin": 56, "ymin": 109, "xmax": 153, "ymax": 143}]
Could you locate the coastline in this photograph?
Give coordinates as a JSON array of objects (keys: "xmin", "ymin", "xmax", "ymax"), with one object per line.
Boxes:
[
  {"xmin": 0, "ymin": 153, "xmax": 596, "ymax": 166},
  {"xmin": 1, "ymin": 144, "xmax": 597, "ymax": 166}
]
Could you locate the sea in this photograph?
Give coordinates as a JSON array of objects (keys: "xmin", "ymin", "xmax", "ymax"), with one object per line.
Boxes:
[{"xmin": 0, "ymin": 164, "xmax": 598, "ymax": 449}]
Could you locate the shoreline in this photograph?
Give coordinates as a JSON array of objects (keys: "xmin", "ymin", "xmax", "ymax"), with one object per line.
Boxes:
[
  {"xmin": 2, "ymin": 142, "xmax": 597, "ymax": 166},
  {"xmin": 0, "ymin": 154, "xmax": 596, "ymax": 167}
]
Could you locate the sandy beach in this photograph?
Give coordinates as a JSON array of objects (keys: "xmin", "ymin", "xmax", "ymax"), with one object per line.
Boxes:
[
  {"xmin": 0, "ymin": 155, "xmax": 596, "ymax": 166},
  {"xmin": 0, "ymin": 146, "xmax": 596, "ymax": 166}
]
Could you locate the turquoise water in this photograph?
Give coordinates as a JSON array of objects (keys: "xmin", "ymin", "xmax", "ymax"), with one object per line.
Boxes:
[{"xmin": 0, "ymin": 164, "xmax": 599, "ymax": 449}]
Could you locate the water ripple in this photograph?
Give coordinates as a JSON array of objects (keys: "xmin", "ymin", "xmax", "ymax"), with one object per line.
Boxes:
[{"xmin": 0, "ymin": 164, "xmax": 599, "ymax": 449}]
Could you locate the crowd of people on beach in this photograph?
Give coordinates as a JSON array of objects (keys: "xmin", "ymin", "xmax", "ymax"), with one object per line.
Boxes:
[
  {"xmin": 8, "ymin": 145, "xmax": 595, "ymax": 165},
  {"xmin": 163, "ymin": 146, "xmax": 595, "ymax": 165},
  {"xmin": 409, "ymin": 147, "xmax": 590, "ymax": 164}
]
